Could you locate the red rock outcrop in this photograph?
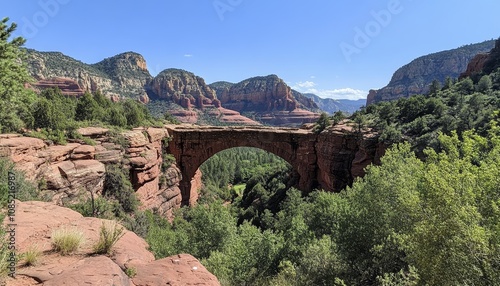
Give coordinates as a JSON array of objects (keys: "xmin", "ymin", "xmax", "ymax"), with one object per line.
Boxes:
[
  {"xmin": 207, "ymin": 107, "xmax": 261, "ymax": 125},
  {"xmin": 0, "ymin": 127, "xmax": 185, "ymax": 218},
  {"xmin": 366, "ymin": 40, "xmax": 495, "ymax": 105},
  {"xmin": 169, "ymin": 110, "xmax": 199, "ymax": 124},
  {"xmin": 25, "ymin": 50, "xmax": 153, "ymax": 101},
  {"xmin": 459, "ymin": 53, "xmax": 490, "ymax": 79},
  {"xmin": 148, "ymin": 69, "xmax": 218, "ymax": 109},
  {"xmin": 3, "ymin": 201, "xmax": 220, "ymax": 286},
  {"xmin": 217, "ymin": 75, "xmax": 320, "ymax": 126},
  {"xmin": 259, "ymin": 108, "xmax": 320, "ymax": 126},
  {"xmin": 31, "ymin": 77, "xmax": 85, "ymax": 97},
  {"xmin": 316, "ymin": 123, "xmax": 386, "ymax": 191},
  {"xmin": 133, "ymin": 254, "xmax": 220, "ymax": 286}
]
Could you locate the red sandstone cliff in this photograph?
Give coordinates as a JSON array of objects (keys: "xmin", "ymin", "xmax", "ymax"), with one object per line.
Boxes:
[
  {"xmin": 459, "ymin": 53, "xmax": 490, "ymax": 79},
  {"xmin": 0, "ymin": 127, "xmax": 201, "ymax": 220},
  {"xmin": 214, "ymin": 75, "xmax": 320, "ymax": 126},
  {"xmin": 147, "ymin": 69, "xmax": 260, "ymax": 125},
  {"xmin": 147, "ymin": 69, "xmax": 220, "ymax": 110},
  {"xmin": 316, "ymin": 122, "xmax": 387, "ymax": 192},
  {"xmin": 30, "ymin": 77, "xmax": 86, "ymax": 97}
]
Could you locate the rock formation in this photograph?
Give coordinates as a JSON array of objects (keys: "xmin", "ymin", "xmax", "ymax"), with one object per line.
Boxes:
[
  {"xmin": 0, "ymin": 127, "xmax": 200, "ymax": 219},
  {"xmin": 166, "ymin": 123, "xmax": 386, "ymax": 203},
  {"xmin": 92, "ymin": 52, "xmax": 153, "ymax": 98},
  {"xmin": 291, "ymin": 90, "xmax": 321, "ymax": 111},
  {"xmin": 212, "ymin": 75, "xmax": 320, "ymax": 126},
  {"xmin": 25, "ymin": 49, "xmax": 152, "ymax": 100},
  {"xmin": 315, "ymin": 122, "xmax": 387, "ymax": 191},
  {"xmin": 147, "ymin": 69, "xmax": 220, "ymax": 110},
  {"xmin": 24, "ymin": 49, "xmax": 322, "ymax": 126},
  {"xmin": 367, "ymin": 40, "xmax": 495, "ymax": 105},
  {"xmin": 3, "ymin": 201, "xmax": 220, "ymax": 286},
  {"xmin": 459, "ymin": 53, "xmax": 490, "ymax": 79},
  {"xmin": 30, "ymin": 77, "xmax": 85, "ymax": 97}
]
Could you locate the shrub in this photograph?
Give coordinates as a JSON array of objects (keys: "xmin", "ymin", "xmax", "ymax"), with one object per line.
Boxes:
[
  {"xmin": 0, "ymin": 158, "xmax": 39, "ymax": 205},
  {"xmin": 125, "ymin": 267, "xmax": 137, "ymax": 278},
  {"xmin": 162, "ymin": 154, "xmax": 176, "ymax": 171},
  {"xmin": 93, "ymin": 221, "xmax": 125, "ymax": 255},
  {"xmin": 51, "ymin": 228, "xmax": 85, "ymax": 255},
  {"xmin": 21, "ymin": 244, "xmax": 41, "ymax": 266},
  {"xmin": 103, "ymin": 164, "xmax": 138, "ymax": 213}
]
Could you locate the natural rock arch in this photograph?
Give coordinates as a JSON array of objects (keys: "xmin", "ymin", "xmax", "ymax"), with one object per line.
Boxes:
[{"xmin": 166, "ymin": 126, "xmax": 319, "ymax": 205}]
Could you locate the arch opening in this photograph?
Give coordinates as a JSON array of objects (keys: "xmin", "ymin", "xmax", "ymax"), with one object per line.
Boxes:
[
  {"xmin": 165, "ymin": 127, "xmax": 320, "ymax": 206},
  {"xmin": 198, "ymin": 147, "xmax": 295, "ymax": 202}
]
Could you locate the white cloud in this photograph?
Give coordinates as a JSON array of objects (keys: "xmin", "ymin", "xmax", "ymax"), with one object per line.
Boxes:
[
  {"xmin": 293, "ymin": 81, "xmax": 316, "ymax": 89},
  {"xmin": 184, "ymin": 54, "xmax": 193, "ymax": 58},
  {"xmin": 292, "ymin": 82, "xmax": 367, "ymax": 100},
  {"xmin": 315, "ymin": 88, "xmax": 367, "ymax": 100}
]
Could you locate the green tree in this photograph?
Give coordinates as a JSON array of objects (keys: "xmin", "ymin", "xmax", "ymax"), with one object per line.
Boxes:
[
  {"xmin": 121, "ymin": 99, "xmax": 145, "ymax": 127},
  {"xmin": 0, "ymin": 18, "xmax": 37, "ymax": 132},
  {"xmin": 442, "ymin": 76, "xmax": 454, "ymax": 90},
  {"xmin": 477, "ymin": 74, "xmax": 492, "ymax": 93},
  {"xmin": 32, "ymin": 88, "xmax": 74, "ymax": 130},
  {"xmin": 204, "ymin": 221, "xmax": 283, "ymax": 285},
  {"xmin": 331, "ymin": 111, "xmax": 347, "ymax": 125},
  {"xmin": 106, "ymin": 106, "xmax": 127, "ymax": 127},
  {"xmin": 458, "ymin": 77, "xmax": 474, "ymax": 94},
  {"xmin": 313, "ymin": 113, "xmax": 331, "ymax": 134},
  {"xmin": 352, "ymin": 111, "xmax": 367, "ymax": 132},
  {"xmin": 428, "ymin": 79, "xmax": 441, "ymax": 95},
  {"xmin": 75, "ymin": 92, "xmax": 102, "ymax": 122},
  {"xmin": 103, "ymin": 164, "xmax": 138, "ymax": 213}
]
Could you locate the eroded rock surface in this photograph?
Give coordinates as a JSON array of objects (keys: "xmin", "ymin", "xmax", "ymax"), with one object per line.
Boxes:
[
  {"xmin": 0, "ymin": 127, "xmax": 186, "ymax": 218},
  {"xmin": 3, "ymin": 201, "xmax": 220, "ymax": 286}
]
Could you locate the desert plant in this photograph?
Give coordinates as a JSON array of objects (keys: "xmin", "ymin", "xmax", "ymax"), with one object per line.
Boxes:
[
  {"xmin": 125, "ymin": 266, "xmax": 137, "ymax": 278},
  {"xmin": 93, "ymin": 221, "xmax": 125, "ymax": 255},
  {"xmin": 51, "ymin": 228, "xmax": 85, "ymax": 255},
  {"xmin": 21, "ymin": 244, "xmax": 41, "ymax": 266}
]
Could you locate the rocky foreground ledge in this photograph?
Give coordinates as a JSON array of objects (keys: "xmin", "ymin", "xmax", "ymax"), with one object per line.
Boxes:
[{"xmin": 3, "ymin": 201, "xmax": 220, "ymax": 286}]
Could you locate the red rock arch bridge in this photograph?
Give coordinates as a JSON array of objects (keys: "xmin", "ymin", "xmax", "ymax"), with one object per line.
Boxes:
[{"xmin": 165, "ymin": 125, "xmax": 385, "ymax": 206}]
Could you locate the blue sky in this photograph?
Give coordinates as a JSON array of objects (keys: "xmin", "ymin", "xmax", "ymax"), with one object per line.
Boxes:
[{"xmin": 2, "ymin": 0, "xmax": 500, "ymax": 100}]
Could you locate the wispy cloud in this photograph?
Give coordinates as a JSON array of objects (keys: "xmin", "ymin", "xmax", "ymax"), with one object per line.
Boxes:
[
  {"xmin": 184, "ymin": 54, "xmax": 193, "ymax": 58},
  {"xmin": 292, "ymin": 81, "xmax": 367, "ymax": 100},
  {"xmin": 293, "ymin": 81, "xmax": 316, "ymax": 89}
]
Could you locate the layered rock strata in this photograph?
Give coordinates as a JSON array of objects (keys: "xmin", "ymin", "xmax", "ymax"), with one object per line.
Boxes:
[{"xmin": 0, "ymin": 127, "xmax": 199, "ymax": 219}]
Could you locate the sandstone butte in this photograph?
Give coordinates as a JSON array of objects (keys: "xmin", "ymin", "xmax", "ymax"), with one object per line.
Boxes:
[{"xmin": 2, "ymin": 201, "xmax": 220, "ymax": 286}]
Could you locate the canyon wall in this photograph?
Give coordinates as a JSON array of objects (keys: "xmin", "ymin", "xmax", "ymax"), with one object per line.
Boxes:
[{"xmin": 0, "ymin": 127, "xmax": 201, "ymax": 219}]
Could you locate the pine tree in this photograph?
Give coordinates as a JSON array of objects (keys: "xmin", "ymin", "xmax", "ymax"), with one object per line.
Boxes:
[{"xmin": 0, "ymin": 18, "xmax": 36, "ymax": 132}]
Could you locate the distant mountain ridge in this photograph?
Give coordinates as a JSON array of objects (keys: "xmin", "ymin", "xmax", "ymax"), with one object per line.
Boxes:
[
  {"xmin": 302, "ymin": 93, "xmax": 365, "ymax": 114},
  {"xmin": 23, "ymin": 49, "xmax": 320, "ymax": 126},
  {"xmin": 26, "ymin": 49, "xmax": 152, "ymax": 99},
  {"xmin": 367, "ymin": 40, "xmax": 496, "ymax": 105}
]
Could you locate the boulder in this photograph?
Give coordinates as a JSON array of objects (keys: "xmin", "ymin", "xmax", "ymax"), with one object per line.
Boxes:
[
  {"xmin": 132, "ymin": 254, "xmax": 220, "ymax": 286},
  {"xmin": 122, "ymin": 130, "xmax": 149, "ymax": 148}
]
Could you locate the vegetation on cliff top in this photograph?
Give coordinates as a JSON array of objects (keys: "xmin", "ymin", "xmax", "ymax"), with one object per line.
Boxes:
[
  {"xmin": 370, "ymin": 39, "xmax": 495, "ymax": 103},
  {"xmin": 354, "ymin": 64, "xmax": 500, "ymax": 152}
]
